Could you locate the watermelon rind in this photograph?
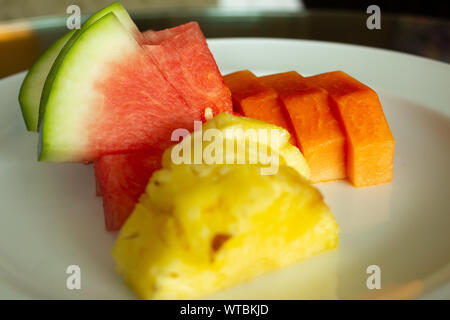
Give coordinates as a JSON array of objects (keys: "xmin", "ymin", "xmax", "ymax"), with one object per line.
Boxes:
[
  {"xmin": 18, "ymin": 30, "xmax": 75, "ymax": 131},
  {"xmin": 38, "ymin": 2, "xmax": 138, "ymax": 131},
  {"xmin": 19, "ymin": 2, "xmax": 137, "ymax": 132},
  {"xmin": 39, "ymin": 13, "xmax": 140, "ymax": 162},
  {"xmin": 81, "ymin": 1, "xmax": 139, "ymax": 37}
]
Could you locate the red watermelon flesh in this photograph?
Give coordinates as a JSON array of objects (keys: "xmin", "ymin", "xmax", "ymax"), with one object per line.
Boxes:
[
  {"xmin": 90, "ymin": 22, "xmax": 231, "ymax": 157},
  {"xmin": 144, "ymin": 22, "xmax": 232, "ymax": 119},
  {"xmin": 141, "ymin": 22, "xmax": 194, "ymax": 45},
  {"xmin": 94, "ymin": 149, "xmax": 163, "ymax": 231},
  {"xmin": 91, "ymin": 49, "xmax": 196, "ymax": 156}
]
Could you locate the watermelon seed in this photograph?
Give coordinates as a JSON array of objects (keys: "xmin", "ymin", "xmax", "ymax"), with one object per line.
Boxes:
[{"xmin": 204, "ymin": 107, "xmax": 213, "ymax": 121}]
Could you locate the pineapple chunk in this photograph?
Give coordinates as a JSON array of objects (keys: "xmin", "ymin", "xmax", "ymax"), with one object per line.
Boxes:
[
  {"xmin": 112, "ymin": 164, "xmax": 339, "ymax": 299},
  {"xmin": 163, "ymin": 113, "xmax": 311, "ymax": 180}
]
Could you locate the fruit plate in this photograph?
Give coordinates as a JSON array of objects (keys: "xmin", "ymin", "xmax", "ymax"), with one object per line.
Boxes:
[{"xmin": 1, "ymin": 38, "xmax": 449, "ymax": 299}]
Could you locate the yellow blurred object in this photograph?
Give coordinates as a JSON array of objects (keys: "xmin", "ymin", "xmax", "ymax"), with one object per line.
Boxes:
[
  {"xmin": 113, "ymin": 163, "xmax": 339, "ymax": 299},
  {"xmin": 163, "ymin": 113, "xmax": 311, "ymax": 180},
  {"xmin": 0, "ymin": 21, "xmax": 39, "ymax": 78}
]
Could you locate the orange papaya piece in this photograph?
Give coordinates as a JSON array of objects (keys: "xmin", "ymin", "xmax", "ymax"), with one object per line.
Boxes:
[
  {"xmin": 307, "ymin": 71, "xmax": 395, "ymax": 187},
  {"xmin": 223, "ymin": 70, "xmax": 296, "ymax": 144},
  {"xmin": 260, "ymin": 71, "xmax": 346, "ymax": 183}
]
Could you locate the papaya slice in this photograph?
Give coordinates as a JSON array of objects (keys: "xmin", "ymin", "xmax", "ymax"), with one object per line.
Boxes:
[
  {"xmin": 307, "ymin": 71, "xmax": 395, "ymax": 187},
  {"xmin": 223, "ymin": 70, "xmax": 296, "ymax": 145},
  {"xmin": 260, "ymin": 71, "xmax": 346, "ymax": 183}
]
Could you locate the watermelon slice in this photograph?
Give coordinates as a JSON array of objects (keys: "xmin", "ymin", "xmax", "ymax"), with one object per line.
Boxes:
[
  {"xmin": 144, "ymin": 22, "xmax": 232, "ymax": 118},
  {"xmin": 39, "ymin": 14, "xmax": 231, "ymax": 162},
  {"xmin": 94, "ymin": 149, "xmax": 163, "ymax": 231},
  {"xmin": 19, "ymin": 2, "xmax": 138, "ymax": 132},
  {"xmin": 39, "ymin": 14, "xmax": 184, "ymax": 161},
  {"xmin": 141, "ymin": 22, "xmax": 194, "ymax": 44}
]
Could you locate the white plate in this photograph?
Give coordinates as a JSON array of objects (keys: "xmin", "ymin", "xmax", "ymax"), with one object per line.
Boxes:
[{"xmin": 0, "ymin": 39, "xmax": 449, "ymax": 300}]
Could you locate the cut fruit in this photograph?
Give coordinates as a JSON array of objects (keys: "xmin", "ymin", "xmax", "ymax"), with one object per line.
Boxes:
[
  {"xmin": 113, "ymin": 163, "xmax": 339, "ymax": 299},
  {"xmin": 89, "ymin": 1, "xmax": 139, "ymax": 36},
  {"xmin": 18, "ymin": 30, "xmax": 75, "ymax": 131},
  {"xmin": 94, "ymin": 149, "xmax": 163, "ymax": 231},
  {"xmin": 39, "ymin": 13, "xmax": 144, "ymax": 162},
  {"xmin": 163, "ymin": 113, "xmax": 311, "ymax": 180},
  {"xmin": 141, "ymin": 22, "xmax": 193, "ymax": 45},
  {"xmin": 39, "ymin": 2, "xmax": 139, "ymax": 130},
  {"xmin": 259, "ymin": 71, "xmax": 346, "ymax": 183},
  {"xmin": 144, "ymin": 22, "xmax": 232, "ymax": 118},
  {"xmin": 307, "ymin": 71, "xmax": 395, "ymax": 187},
  {"xmin": 223, "ymin": 70, "xmax": 296, "ymax": 145},
  {"xmin": 39, "ymin": 15, "xmax": 203, "ymax": 162},
  {"xmin": 39, "ymin": 14, "xmax": 231, "ymax": 163},
  {"xmin": 19, "ymin": 2, "xmax": 138, "ymax": 132}
]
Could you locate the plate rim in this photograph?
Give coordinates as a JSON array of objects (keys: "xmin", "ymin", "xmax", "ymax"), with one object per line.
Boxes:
[{"xmin": 1, "ymin": 37, "xmax": 449, "ymax": 300}]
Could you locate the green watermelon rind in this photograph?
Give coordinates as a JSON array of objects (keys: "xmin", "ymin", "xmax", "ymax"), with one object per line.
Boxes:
[
  {"xmin": 38, "ymin": 1, "xmax": 138, "ymax": 131},
  {"xmin": 18, "ymin": 30, "xmax": 75, "ymax": 131},
  {"xmin": 39, "ymin": 13, "xmax": 140, "ymax": 162}
]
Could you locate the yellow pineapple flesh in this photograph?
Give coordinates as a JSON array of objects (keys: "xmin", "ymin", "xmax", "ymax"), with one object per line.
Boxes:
[
  {"xmin": 112, "ymin": 164, "xmax": 339, "ymax": 299},
  {"xmin": 163, "ymin": 113, "xmax": 311, "ymax": 180}
]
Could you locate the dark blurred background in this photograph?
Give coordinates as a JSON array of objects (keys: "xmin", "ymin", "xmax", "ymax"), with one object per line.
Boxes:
[
  {"xmin": 304, "ymin": 1, "xmax": 449, "ymax": 19},
  {"xmin": 0, "ymin": 0, "xmax": 448, "ymax": 78}
]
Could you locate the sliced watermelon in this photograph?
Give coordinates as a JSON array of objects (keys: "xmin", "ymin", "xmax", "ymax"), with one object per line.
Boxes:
[
  {"xmin": 19, "ymin": 2, "xmax": 138, "ymax": 132},
  {"xmin": 39, "ymin": 2, "xmax": 140, "ymax": 131},
  {"xmin": 39, "ymin": 15, "xmax": 231, "ymax": 162},
  {"xmin": 141, "ymin": 22, "xmax": 194, "ymax": 44},
  {"xmin": 94, "ymin": 149, "xmax": 163, "ymax": 231},
  {"xmin": 40, "ymin": 14, "xmax": 185, "ymax": 161},
  {"xmin": 144, "ymin": 22, "xmax": 232, "ymax": 118}
]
